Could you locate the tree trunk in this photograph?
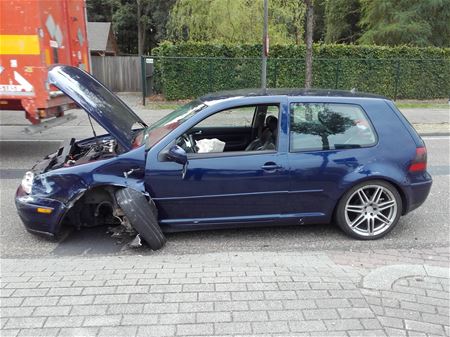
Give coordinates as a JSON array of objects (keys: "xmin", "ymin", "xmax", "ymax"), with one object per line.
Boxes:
[
  {"xmin": 304, "ymin": 0, "xmax": 314, "ymax": 89},
  {"xmin": 261, "ymin": 0, "xmax": 268, "ymax": 91},
  {"xmin": 137, "ymin": 0, "xmax": 143, "ymax": 55}
]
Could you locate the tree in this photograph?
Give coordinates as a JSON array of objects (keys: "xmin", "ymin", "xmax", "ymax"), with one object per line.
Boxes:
[
  {"xmin": 304, "ymin": 0, "xmax": 314, "ymax": 88},
  {"xmin": 86, "ymin": 0, "xmax": 115, "ymax": 22},
  {"xmin": 359, "ymin": 0, "xmax": 450, "ymax": 47},
  {"xmin": 136, "ymin": 0, "xmax": 177, "ymax": 54},
  {"xmin": 87, "ymin": 0, "xmax": 450, "ymax": 53},
  {"xmin": 167, "ymin": 0, "xmax": 306, "ymax": 45},
  {"xmin": 112, "ymin": 1, "xmax": 138, "ymax": 53},
  {"xmin": 324, "ymin": 0, "xmax": 361, "ymax": 43},
  {"xmin": 87, "ymin": 0, "xmax": 176, "ymax": 54},
  {"xmin": 312, "ymin": 0, "xmax": 326, "ymax": 42},
  {"xmin": 137, "ymin": 0, "xmax": 144, "ymax": 55}
]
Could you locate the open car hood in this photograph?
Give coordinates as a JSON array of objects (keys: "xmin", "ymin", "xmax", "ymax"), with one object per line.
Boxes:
[{"xmin": 48, "ymin": 65, "xmax": 146, "ymax": 151}]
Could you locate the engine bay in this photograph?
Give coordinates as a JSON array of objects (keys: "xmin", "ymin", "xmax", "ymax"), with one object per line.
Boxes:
[
  {"xmin": 33, "ymin": 137, "xmax": 118, "ymax": 173},
  {"xmin": 65, "ymin": 138, "xmax": 117, "ymax": 166}
]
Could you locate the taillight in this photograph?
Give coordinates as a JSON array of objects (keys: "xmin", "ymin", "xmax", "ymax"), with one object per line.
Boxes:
[{"xmin": 409, "ymin": 147, "xmax": 427, "ymax": 172}]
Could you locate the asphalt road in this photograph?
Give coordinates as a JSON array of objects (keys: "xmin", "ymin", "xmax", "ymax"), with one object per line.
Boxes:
[{"xmin": 0, "ymin": 135, "xmax": 448, "ymax": 258}]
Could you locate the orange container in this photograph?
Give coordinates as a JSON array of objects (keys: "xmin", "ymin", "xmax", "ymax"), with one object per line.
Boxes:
[{"xmin": 0, "ymin": 0, "xmax": 90, "ymax": 124}]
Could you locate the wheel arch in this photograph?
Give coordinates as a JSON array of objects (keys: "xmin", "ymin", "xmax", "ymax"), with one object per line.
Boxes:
[
  {"xmin": 57, "ymin": 181, "xmax": 148, "ymax": 233},
  {"xmin": 333, "ymin": 175, "xmax": 408, "ymax": 220}
]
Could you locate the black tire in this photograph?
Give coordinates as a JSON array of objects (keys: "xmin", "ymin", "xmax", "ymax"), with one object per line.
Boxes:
[
  {"xmin": 335, "ymin": 180, "xmax": 402, "ymax": 240},
  {"xmin": 115, "ymin": 188, "xmax": 166, "ymax": 250}
]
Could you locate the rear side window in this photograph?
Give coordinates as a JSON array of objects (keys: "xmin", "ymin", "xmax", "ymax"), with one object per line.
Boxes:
[{"xmin": 290, "ymin": 103, "xmax": 376, "ymax": 152}]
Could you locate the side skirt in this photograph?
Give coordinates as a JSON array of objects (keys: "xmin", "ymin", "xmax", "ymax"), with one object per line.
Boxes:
[{"xmin": 159, "ymin": 212, "xmax": 329, "ymax": 233}]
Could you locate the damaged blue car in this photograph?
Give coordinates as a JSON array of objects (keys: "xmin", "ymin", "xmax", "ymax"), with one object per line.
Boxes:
[{"xmin": 15, "ymin": 65, "xmax": 432, "ymax": 250}]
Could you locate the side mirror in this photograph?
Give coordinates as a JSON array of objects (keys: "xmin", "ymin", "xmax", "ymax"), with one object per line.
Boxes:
[
  {"xmin": 166, "ymin": 145, "xmax": 188, "ymax": 165},
  {"xmin": 167, "ymin": 145, "xmax": 188, "ymax": 179}
]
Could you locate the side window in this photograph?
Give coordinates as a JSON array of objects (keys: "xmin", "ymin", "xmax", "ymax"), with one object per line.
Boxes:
[
  {"xmin": 290, "ymin": 103, "xmax": 376, "ymax": 152},
  {"xmin": 196, "ymin": 106, "xmax": 255, "ymax": 128},
  {"xmin": 176, "ymin": 104, "xmax": 280, "ymax": 154}
]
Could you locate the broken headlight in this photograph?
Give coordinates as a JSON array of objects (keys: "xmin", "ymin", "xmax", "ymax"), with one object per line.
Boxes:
[{"xmin": 21, "ymin": 171, "xmax": 34, "ymax": 194}]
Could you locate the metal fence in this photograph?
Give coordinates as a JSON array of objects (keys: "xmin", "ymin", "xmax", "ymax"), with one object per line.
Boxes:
[
  {"xmin": 143, "ymin": 56, "xmax": 450, "ymax": 101},
  {"xmin": 91, "ymin": 56, "xmax": 141, "ymax": 92}
]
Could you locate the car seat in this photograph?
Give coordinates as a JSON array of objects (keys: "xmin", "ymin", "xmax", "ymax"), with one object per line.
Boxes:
[{"xmin": 246, "ymin": 115, "xmax": 278, "ymax": 151}]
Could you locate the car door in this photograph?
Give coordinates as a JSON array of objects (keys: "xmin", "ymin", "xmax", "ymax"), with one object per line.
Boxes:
[
  {"xmin": 286, "ymin": 101, "xmax": 378, "ymax": 222},
  {"xmin": 145, "ymin": 101, "xmax": 291, "ymax": 228}
]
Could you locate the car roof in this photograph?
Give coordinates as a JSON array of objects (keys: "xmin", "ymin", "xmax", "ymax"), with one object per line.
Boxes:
[{"xmin": 199, "ymin": 88, "xmax": 388, "ymax": 103}]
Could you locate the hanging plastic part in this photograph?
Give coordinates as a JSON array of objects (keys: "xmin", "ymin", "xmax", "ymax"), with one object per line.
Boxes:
[
  {"xmin": 129, "ymin": 234, "xmax": 142, "ymax": 248},
  {"xmin": 182, "ymin": 162, "xmax": 188, "ymax": 179}
]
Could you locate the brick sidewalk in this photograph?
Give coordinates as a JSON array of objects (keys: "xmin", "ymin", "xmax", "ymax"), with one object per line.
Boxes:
[{"xmin": 1, "ymin": 247, "xmax": 449, "ymax": 337}]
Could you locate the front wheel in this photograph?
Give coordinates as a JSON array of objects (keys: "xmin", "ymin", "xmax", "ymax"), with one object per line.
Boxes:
[
  {"xmin": 335, "ymin": 180, "xmax": 402, "ymax": 240},
  {"xmin": 115, "ymin": 188, "xmax": 166, "ymax": 250}
]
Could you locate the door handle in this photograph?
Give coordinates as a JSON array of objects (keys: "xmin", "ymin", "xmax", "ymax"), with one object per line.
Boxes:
[{"xmin": 261, "ymin": 162, "xmax": 282, "ymax": 170}]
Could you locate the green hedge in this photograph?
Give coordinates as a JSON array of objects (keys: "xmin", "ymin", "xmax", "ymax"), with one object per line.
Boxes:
[{"xmin": 152, "ymin": 42, "xmax": 450, "ymax": 100}]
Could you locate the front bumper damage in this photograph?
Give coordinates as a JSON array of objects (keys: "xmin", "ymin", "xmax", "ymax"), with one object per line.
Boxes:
[{"xmin": 15, "ymin": 186, "xmax": 67, "ymax": 236}]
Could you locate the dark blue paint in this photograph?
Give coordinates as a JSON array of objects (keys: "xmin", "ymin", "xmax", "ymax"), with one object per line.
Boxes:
[
  {"xmin": 166, "ymin": 145, "xmax": 188, "ymax": 165},
  {"xmin": 16, "ymin": 141, "xmax": 147, "ymax": 235},
  {"xmin": 15, "ymin": 67, "xmax": 432, "ymax": 236}
]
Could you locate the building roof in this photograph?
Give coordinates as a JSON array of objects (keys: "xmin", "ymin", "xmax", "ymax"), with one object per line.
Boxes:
[
  {"xmin": 199, "ymin": 88, "xmax": 388, "ymax": 103},
  {"xmin": 87, "ymin": 22, "xmax": 114, "ymax": 52}
]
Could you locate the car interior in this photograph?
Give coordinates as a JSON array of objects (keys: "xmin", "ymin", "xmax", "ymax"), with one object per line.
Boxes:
[{"xmin": 177, "ymin": 104, "xmax": 280, "ymax": 154}]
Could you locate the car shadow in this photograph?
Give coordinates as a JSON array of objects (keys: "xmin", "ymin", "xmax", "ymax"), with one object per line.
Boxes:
[
  {"xmin": 52, "ymin": 226, "xmax": 135, "ymax": 256},
  {"xmin": 51, "ymin": 222, "xmax": 350, "ymax": 256}
]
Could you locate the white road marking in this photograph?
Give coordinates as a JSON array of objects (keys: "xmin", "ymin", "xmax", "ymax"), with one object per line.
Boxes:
[
  {"xmin": 0, "ymin": 139, "xmax": 62, "ymax": 142},
  {"xmin": 422, "ymin": 136, "xmax": 449, "ymax": 140}
]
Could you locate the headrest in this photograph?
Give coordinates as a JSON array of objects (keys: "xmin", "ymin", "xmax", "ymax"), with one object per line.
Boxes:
[{"xmin": 266, "ymin": 115, "xmax": 278, "ymax": 132}]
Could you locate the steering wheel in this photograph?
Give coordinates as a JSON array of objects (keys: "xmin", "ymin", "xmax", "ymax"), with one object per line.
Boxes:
[
  {"xmin": 188, "ymin": 134, "xmax": 197, "ymax": 151},
  {"xmin": 178, "ymin": 133, "xmax": 197, "ymax": 153}
]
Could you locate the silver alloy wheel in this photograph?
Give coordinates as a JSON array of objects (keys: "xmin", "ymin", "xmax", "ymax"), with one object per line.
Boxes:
[{"xmin": 344, "ymin": 184, "xmax": 398, "ymax": 237}]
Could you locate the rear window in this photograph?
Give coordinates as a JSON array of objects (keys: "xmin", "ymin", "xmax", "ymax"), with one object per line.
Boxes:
[{"xmin": 290, "ymin": 103, "xmax": 376, "ymax": 152}]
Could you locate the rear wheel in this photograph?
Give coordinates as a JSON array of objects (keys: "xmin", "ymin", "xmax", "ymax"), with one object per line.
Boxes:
[
  {"xmin": 115, "ymin": 188, "xmax": 166, "ymax": 250},
  {"xmin": 335, "ymin": 180, "xmax": 402, "ymax": 240}
]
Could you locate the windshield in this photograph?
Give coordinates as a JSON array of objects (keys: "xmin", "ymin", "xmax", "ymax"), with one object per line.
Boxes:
[{"xmin": 144, "ymin": 100, "xmax": 207, "ymax": 148}]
